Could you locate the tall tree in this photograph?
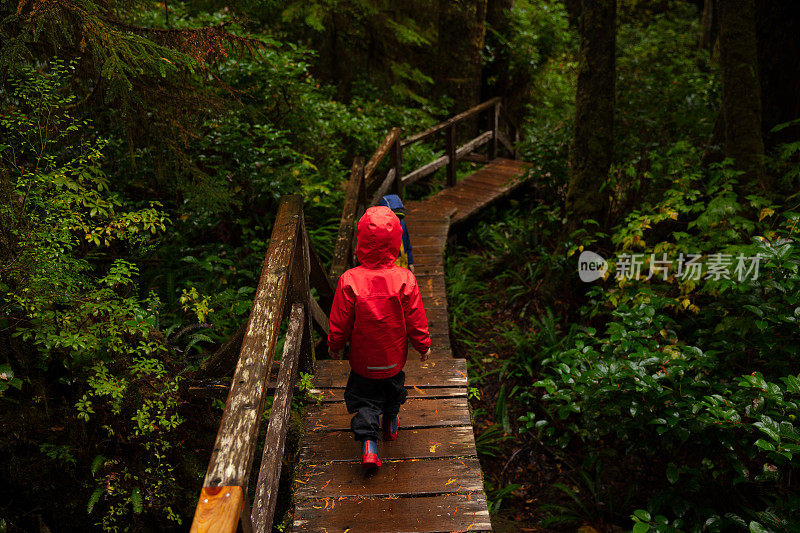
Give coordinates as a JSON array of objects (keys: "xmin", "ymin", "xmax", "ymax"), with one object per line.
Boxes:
[
  {"xmin": 565, "ymin": 0, "xmax": 616, "ymax": 230},
  {"xmin": 434, "ymin": 0, "xmax": 488, "ymax": 119},
  {"xmin": 718, "ymin": 0, "xmax": 767, "ymax": 191}
]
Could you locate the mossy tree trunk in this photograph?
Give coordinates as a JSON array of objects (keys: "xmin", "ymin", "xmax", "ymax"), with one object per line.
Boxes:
[
  {"xmin": 565, "ymin": 0, "xmax": 616, "ymax": 232},
  {"xmin": 718, "ymin": 0, "xmax": 767, "ymax": 191}
]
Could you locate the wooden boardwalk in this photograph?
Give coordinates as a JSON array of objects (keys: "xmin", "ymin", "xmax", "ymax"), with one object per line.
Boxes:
[{"xmin": 292, "ymin": 158, "xmax": 529, "ymax": 532}]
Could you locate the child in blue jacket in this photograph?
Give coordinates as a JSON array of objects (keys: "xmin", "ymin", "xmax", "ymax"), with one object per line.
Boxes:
[{"xmin": 379, "ymin": 194, "xmax": 414, "ymax": 273}]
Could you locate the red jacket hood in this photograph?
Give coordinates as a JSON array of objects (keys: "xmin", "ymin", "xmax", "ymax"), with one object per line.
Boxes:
[{"xmin": 356, "ymin": 206, "xmax": 402, "ymax": 268}]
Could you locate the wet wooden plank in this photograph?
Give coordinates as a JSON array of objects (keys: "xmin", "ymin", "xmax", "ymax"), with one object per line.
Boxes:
[
  {"xmin": 461, "ymin": 171, "xmax": 517, "ymax": 185},
  {"xmin": 411, "ymin": 235, "xmax": 450, "ymax": 247},
  {"xmin": 310, "ymin": 387, "xmax": 466, "ymax": 403},
  {"xmin": 413, "ymin": 266, "xmax": 445, "ymax": 276},
  {"xmin": 451, "ymin": 181, "xmax": 516, "ymax": 197},
  {"xmin": 439, "ymin": 186, "xmax": 504, "ymax": 202},
  {"xmin": 300, "ymin": 426, "xmax": 477, "ymax": 461},
  {"xmin": 421, "ymin": 296, "xmax": 449, "ymax": 312},
  {"xmin": 420, "ymin": 306, "xmax": 449, "ymax": 321},
  {"xmin": 313, "ymin": 359, "xmax": 467, "ymax": 388},
  {"xmin": 417, "ymin": 280, "xmax": 447, "ymax": 297},
  {"xmin": 429, "ymin": 347, "xmax": 453, "ymax": 358},
  {"xmin": 293, "ymin": 493, "xmax": 491, "ymax": 533},
  {"xmin": 306, "ymin": 398, "xmax": 471, "ymax": 431},
  {"xmin": 295, "ymin": 456, "xmax": 484, "ymax": 499},
  {"xmin": 426, "ymin": 312, "xmax": 450, "ymax": 328}
]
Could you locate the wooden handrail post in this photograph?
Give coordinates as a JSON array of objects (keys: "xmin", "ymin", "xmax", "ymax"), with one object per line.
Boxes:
[
  {"xmin": 445, "ymin": 123, "xmax": 457, "ymax": 187},
  {"xmin": 330, "ymin": 157, "xmax": 364, "ymax": 281},
  {"xmin": 391, "ymin": 137, "xmax": 403, "ymax": 197},
  {"xmin": 190, "ymin": 196, "xmax": 303, "ymax": 533},
  {"xmin": 489, "ymin": 101, "xmax": 499, "ymax": 160}
]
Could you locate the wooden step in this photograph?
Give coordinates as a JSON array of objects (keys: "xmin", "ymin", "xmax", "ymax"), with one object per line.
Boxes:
[
  {"xmin": 306, "ymin": 398, "xmax": 472, "ymax": 431},
  {"xmin": 300, "ymin": 426, "xmax": 477, "ymax": 461},
  {"xmin": 311, "ymin": 386, "xmax": 466, "ymax": 403},
  {"xmin": 295, "ymin": 456, "xmax": 484, "ymax": 499},
  {"xmin": 313, "ymin": 359, "xmax": 467, "ymax": 388},
  {"xmin": 293, "ymin": 493, "xmax": 491, "ymax": 533}
]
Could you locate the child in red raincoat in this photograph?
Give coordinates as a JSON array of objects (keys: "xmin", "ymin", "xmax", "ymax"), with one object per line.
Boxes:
[{"xmin": 327, "ymin": 205, "xmax": 431, "ymax": 468}]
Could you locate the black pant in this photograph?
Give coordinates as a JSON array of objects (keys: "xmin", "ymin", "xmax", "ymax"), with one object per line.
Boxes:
[{"xmin": 343, "ymin": 370, "xmax": 408, "ymax": 442}]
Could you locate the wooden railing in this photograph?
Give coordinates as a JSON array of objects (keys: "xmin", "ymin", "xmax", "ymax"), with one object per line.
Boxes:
[
  {"xmin": 190, "ymin": 98, "xmax": 517, "ymax": 532},
  {"xmin": 190, "ymin": 195, "xmax": 333, "ymax": 533},
  {"xmin": 330, "ymin": 97, "xmax": 519, "ymax": 279}
]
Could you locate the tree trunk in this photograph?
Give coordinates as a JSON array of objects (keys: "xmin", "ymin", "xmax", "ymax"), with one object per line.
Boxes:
[
  {"xmin": 565, "ymin": 0, "xmax": 616, "ymax": 231},
  {"xmin": 699, "ymin": 0, "xmax": 718, "ymax": 51},
  {"xmin": 435, "ymin": 0, "xmax": 488, "ymax": 131},
  {"xmin": 755, "ymin": 0, "xmax": 800, "ymax": 149},
  {"xmin": 718, "ymin": 0, "xmax": 767, "ymax": 191},
  {"xmin": 482, "ymin": 0, "xmax": 524, "ymax": 117}
]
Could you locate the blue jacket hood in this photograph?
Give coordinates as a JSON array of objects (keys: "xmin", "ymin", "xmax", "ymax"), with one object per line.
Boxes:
[{"xmin": 379, "ymin": 194, "xmax": 406, "ymax": 216}]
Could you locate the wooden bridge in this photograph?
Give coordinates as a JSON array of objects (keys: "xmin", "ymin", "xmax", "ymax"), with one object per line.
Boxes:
[{"xmin": 190, "ymin": 98, "xmax": 529, "ymax": 533}]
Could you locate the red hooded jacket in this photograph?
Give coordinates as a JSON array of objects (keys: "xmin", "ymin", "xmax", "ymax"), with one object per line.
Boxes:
[{"xmin": 327, "ymin": 206, "xmax": 431, "ymax": 379}]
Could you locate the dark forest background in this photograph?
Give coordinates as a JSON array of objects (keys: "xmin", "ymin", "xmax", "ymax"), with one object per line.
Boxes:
[{"xmin": 1, "ymin": 0, "xmax": 799, "ymax": 531}]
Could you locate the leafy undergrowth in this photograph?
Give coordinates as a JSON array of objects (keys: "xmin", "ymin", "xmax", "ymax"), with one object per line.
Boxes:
[
  {"xmin": 447, "ymin": 166, "xmax": 800, "ymax": 531},
  {"xmin": 446, "ymin": 197, "xmax": 603, "ymax": 531}
]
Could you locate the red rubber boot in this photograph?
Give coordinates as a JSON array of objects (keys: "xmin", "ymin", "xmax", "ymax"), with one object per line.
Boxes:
[
  {"xmin": 383, "ymin": 414, "xmax": 399, "ymax": 441},
  {"xmin": 361, "ymin": 439, "xmax": 381, "ymax": 468}
]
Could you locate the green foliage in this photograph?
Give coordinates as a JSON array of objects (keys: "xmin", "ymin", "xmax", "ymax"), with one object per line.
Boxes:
[
  {"xmin": 486, "ymin": 481, "xmax": 523, "ymax": 514},
  {"xmin": 505, "ymin": 0, "xmax": 572, "ymax": 77},
  {"xmin": 615, "ymin": 7, "xmax": 718, "ymax": 160},
  {"xmin": 1, "ymin": 60, "xmax": 189, "ymax": 530},
  {"xmin": 447, "ymin": 5, "xmax": 800, "ymax": 529},
  {"xmin": 278, "ymin": 0, "xmax": 436, "ymax": 102}
]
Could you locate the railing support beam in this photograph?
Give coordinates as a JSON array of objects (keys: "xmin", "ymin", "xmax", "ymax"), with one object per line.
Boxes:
[
  {"xmin": 446, "ymin": 124, "xmax": 457, "ymax": 187},
  {"xmin": 489, "ymin": 101, "xmax": 499, "ymax": 160},
  {"xmin": 391, "ymin": 138, "xmax": 403, "ymax": 197},
  {"xmin": 250, "ymin": 302, "xmax": 305, "ymax": 533}
]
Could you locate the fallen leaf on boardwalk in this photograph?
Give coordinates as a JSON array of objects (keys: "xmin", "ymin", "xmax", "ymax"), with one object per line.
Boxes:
[
  {"xmin": 413, "ymin": 386, "xmax": 427, "ymax": 395},
  {"xmin": 445, "ymin": 478, "xmax": 457, "ymax": 485},
  {"xmin": 430, "ymin": 444, "xmax": 438, "ymax": 453}
]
